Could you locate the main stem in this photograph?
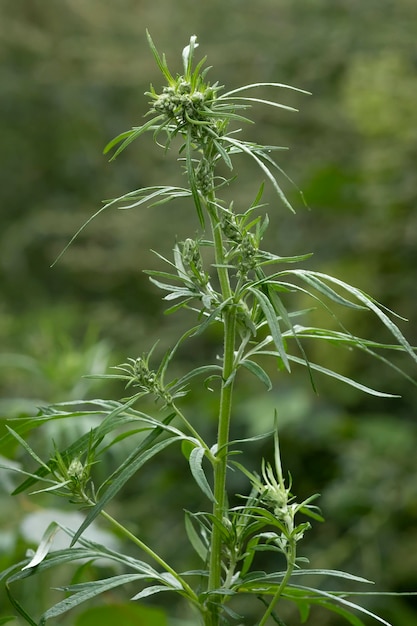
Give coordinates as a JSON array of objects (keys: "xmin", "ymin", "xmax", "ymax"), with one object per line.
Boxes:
[{"xmin": 206, "ymin": 196, "xmax": 237, "ymax": 625}]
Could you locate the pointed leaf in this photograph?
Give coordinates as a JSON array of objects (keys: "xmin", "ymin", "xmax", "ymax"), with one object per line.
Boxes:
[
  {"xmin": 287, "ymin": 354, "xmax": 398, "ymax": 397},
  {"xmin": 22, "ymin": 522, "xmax": 60, "ymax": 570},
  {"xmin": 249, "ymin": 287, "xmax": 290, "ymax": 372},
  {"xmin": 240, "ymin": 359, "xmax": 272, "ymax": 390},
  {"xmin": 40, "ymin": 575, "xmax": 148, "ymax": 624},
  {"xmin": 184, "ymin": 512, "xmax": 208, "ymax": 562},
  {"xmin": 189, "ymin": 446, "xmax": 215, "ymax": 502},
  {"xmin": 71, "ymin": 420, "xmax": 178, "ymax": 546}
]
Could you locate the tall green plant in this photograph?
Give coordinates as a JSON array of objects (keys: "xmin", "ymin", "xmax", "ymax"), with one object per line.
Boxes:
[{"xmin": 1, "ymin": 33, "xmax": 416, "ymax": 626}]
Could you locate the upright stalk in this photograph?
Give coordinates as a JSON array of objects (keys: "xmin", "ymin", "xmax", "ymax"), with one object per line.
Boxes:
[{"xmin": 205, "ymin": 194, "xmax": 237, "ymax": 624}]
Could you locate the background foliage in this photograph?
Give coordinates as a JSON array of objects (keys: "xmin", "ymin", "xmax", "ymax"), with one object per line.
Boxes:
[{"xmin": 1, "ymin": 1, "xmax": 416, "ymax": 624}]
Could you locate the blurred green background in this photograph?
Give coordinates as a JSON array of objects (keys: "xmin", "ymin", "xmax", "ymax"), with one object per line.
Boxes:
[{"xmin": 1, "ymin": 1, "xmax": 417, "ymax": 624}]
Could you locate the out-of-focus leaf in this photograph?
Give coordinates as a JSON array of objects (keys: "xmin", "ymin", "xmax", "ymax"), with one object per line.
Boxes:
[{"xmin": 75, "ymin": 603, "xmax": 168, "ymax": 626}]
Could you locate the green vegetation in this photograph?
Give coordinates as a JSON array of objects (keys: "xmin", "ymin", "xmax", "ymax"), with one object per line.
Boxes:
[{"xmin": 1, "ymin": 2, "xmax": 417, "ymax": 624}]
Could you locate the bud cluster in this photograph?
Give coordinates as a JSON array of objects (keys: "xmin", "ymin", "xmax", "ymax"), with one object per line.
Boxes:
[
  {"xmin": 257, "ymin": 461, "xmax": 310, "ymax": 553},
  {"xmin": 221, "ymin": 213, "xmax": 258, "ymax": 277},
  {"xmin": 122, "ymin": 356, "xmax": 172, "ymax": 404},
  {"xmin": 181, "ymin": 238, "xmax": 208, "ymax": 287},
  {"xmin": 195, "ymin": 159, "xmax": 213, "ymax": 196},
  {"xmin": 150, "ymin": 79, "xmax": 217, "ymax": 130}
]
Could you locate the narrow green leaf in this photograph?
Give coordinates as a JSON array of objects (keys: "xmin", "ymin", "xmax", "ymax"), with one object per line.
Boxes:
[
  {"xmin": 40, "ymin": 574, "xmax": 148, "ymax": 625},
  {"xmin": 290, "ymin": 270, "xmax": 417, "ymax": 365},
  {"xmin": 249, "ymin": 287, "xmax": 290, "ymax": 372},
  {"xmin": 5, "ymin": 584, "xmax": 37, "ymax": 626},
  {"xmin": 221, "ymin": 95, "xmax": 299, "ymax": 113},
  {"xmin": 5, "ymin": 427, "xmax": 49, "ymax": 471},
  {"xmin": 192, "ymin": 299, "xmax": 231, "ymax": 336},
  {"xmin": 13, "ymin": 398, "xmax": 139, "ymax": 494},
  {"xmin": 184, "ymin": 512, "xmax": 208, "ymax": 562},
  {"xmin": 71, "ymin": 421, "xmax": 178, "ymax": 546},
  {"xmin": 189, "ymin": 446, "xmax": 215, "ymax": 502},
  {"xmin": 223, "ymin": 136, "xmax": 295, "ymax": 213},
  {"xmin": 240, "ymin": 359, "xmax": 272, "ymax": 390},
  {"xmin": 130, "ymin": 585, "xmax": 175, "ymax": 601},
  {"xmin": 105, "ymin": 116, "xmax": 165, "ymax": 161},
  {"xmin": 221, "ymin": 82, "xmax": 311, "ymax": 97},
  {"xmin": 261, "ymin": 276, "xmax": 316, "ymax": 389},
  {"xmin": 186, "ymin": 131, "xmax": 205, "ymax": 226},
  {"xmin": 288, "ymin": 585, "xmax": 393, "ymax": 626},
  {"xmin": 288, "ymin": 270, "xmax": 366, "ymax": 310},
  {"xmin": 288, "ymin": 354, "xmax": 398, "ymax": 397},
  {"xmin": 171, "ymin": 364, "xmax": 222, "ymax": 393},
  {"xmin": 146, "ymin": 30, "xmax": 175, "ymax": 84},
  {"xmin": 103, "ymin": 129, "xmax": 137, "ymax": 155},
  {"xmin": 288, "ymin": 569, "xmax": 373, "ymax": 583}
]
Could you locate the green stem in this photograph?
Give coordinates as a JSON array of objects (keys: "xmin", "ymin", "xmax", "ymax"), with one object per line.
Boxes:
[
  {"xmin": 99, "ymin": 508, "xmax": 200, "ymax": 605},
  {"xmin": 258, "ymin": 539, "xmax": 296, "ymax": 626},
  {"xmin": 206, "ymin": 195, "xmax": 237, "ymax": 625}
]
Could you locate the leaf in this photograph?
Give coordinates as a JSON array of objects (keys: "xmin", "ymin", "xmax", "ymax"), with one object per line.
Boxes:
[
  {"xmin": 102, "ymin": 129, "xmax": 137, "ymax": 154},
  {"xmin": 40, "ymin": 575, "xmax": 149, "ymax": 625},
  {"xmin": 221, "ymin": 82, "xmax": 311, "ymax": 97},
  {"xmin": 130, "ymin": 585, "xmax": 176, "ymax": 601},
  {"xmin": 288, "ymin": 569, "xmax": 373, "ymax": 584},
  {"xmin": 75, "ymin": 604, "xmax": 168, "ymax": 626},
  {"xmin": 221, "ymin": 95, "xmax": 299, "ymax": 113},
  {"xmin": 222, "ymin": 136, "xmax": 295, "ymax": 213},
  {"xmin": 12, "ymin": 399, "xmax": 136, "ymax": 494},
  {"xmin": 182, "ymin": 35, "xmax": 199, "ymax": 77},
  {"xmin": 186, "ymin": 130, "xmax": 205, "ymax": 227},
  {"xmin": 5, "ymin": 427, "xmax": 50, "ymax": 471},
  {"xmin": 22, "ymin": 521, "xmax": 60, "ymax": 570},
  {"xmin": 288, "ymin": 270, "xmax": 366, "ymax": 310},
  {"xmin": 71, "ymin": 421, "xmax": 178, "ymax": 546},
  {"xmin": 290, "ymin": 270, "xmax": 417, "ymax": 364},
  {"xmin": 189, "ymin": 446, "xmax": 215, "ymax": 502},
  {"xmin": 5, "ymin": 584, "xmax": 37, "ymax": 626},
  {"xmin": 249, "ymin": 287, "xmax": 290, "ymax": 372},
  {"xmin": 146, "ymin": 30, "xmax": 175, "ymax": 85},
  {"xmin": 287, "ymin": 585, "xmax": 394, "ymax": 626},
  {"xmin": 287, "ymin": 354, "xmax": 399, "ymax": 398},
  {"xmin": 240, "ymin": 359, "xmax": 272, "ymax": 390},
  {"xmin": 184, "ymin": 512, "xmax": 208, "ymax": 562}
]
